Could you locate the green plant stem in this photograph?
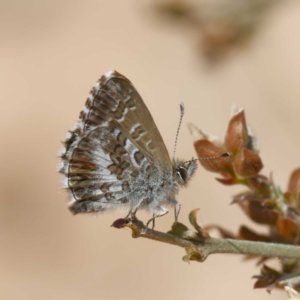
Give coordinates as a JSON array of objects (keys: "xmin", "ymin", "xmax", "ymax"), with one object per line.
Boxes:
[{"xmin": 129, "ymin": 220, "xmax": 300, "ymax": 261}]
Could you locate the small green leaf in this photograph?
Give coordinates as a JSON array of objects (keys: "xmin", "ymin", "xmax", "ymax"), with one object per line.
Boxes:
[
  {"xmin": 189, "ymin": 209, "xmax": 209, "ymax": 238},
  {"xmin": 282, "ymin": 259, "xmax": 298, "ymax": 273},
  {"xmin": 261, "ymin": 264, "xmax": 281, "ymax": 276},
  {"xmin": 252, "ymin": 264, "xmax": 282, "ymax": 291},
  {"xmin": 167, "ymin": 222, "xmax": 189, "ymax": 237},
  {"xmin": 183, "ymin": 246, "xmax": 204, "ymax": 263}
]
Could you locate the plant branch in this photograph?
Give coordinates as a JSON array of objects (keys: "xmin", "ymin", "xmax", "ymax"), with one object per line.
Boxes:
[{"xmin": 125, "ymin": 219, "xmax": 300, "ymax": 262}]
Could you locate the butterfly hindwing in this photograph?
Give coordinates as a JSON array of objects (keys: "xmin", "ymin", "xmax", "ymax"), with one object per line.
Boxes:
[{"xmin": 65, "ymin": 124, "xmax": 157, "ymax": 213}]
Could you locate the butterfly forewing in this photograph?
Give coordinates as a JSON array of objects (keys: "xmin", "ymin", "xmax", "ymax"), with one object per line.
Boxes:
[{"xmin": 79, "ymin": 71, "xmax": 171, "ymax": 167}]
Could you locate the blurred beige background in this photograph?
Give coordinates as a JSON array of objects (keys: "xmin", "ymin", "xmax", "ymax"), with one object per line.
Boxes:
[{"xmin": 1, "ymin": 0, "xmax": 300, "ymax": 299}]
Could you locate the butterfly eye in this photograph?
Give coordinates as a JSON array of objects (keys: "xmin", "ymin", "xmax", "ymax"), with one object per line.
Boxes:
[{"xmin": 176, "ymin": 166, "xmax": 188, "ymax": 182}]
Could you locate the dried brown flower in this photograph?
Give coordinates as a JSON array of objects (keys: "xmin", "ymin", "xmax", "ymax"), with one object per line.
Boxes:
[{"xmin": 190, "ymin": 105, "xmax": 300, "ymax": 292}]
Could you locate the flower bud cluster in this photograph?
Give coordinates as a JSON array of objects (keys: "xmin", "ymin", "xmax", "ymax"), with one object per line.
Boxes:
[{"xmin": 190, "ymin": 105, "xmax": 300, "ymax": 292}]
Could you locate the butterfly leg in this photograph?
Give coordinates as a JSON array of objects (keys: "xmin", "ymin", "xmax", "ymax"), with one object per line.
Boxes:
[
  {"xmin": 146, "ymin": 206, "xmax": 168, "ymax": 230},
  {"xmin": 131, "ymin": 208, "xmax": 138, "ymax": 219},
  {"xmin": 174, "ymin": 201, "xmax": 181, "ymax": 223},
  {"xmin": 125, "ymin": 208, "xmax": 138, "ymax": 225},
  {"xmin": 147, "ymin": 214, "xmax": 155, "ymax": 230},
  {"xmin": 124, "ymin": 210, "xmax": 131, "ymax": 219},
  {"xmin": 124, "ymin": 207, "xmax": 137, "ymax": 218}
]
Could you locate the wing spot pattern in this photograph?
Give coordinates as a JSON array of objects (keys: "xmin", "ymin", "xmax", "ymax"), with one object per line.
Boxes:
[
  {"xmin": 124, "ymin": 95, "xmax": 136, "ymax": 110},
  {"xmin": 134, "ymin": 151, "xmax": 145, "ymax": 165},
  {"xmin": 146, "ymin": 139, "xmax": 155, "ymax": 151},
  {"xmin": 130, "ymin": 123, "xmax": 146, "ymax": 141},
  {"xmin": 117, "ymin": 131, "xmax": 127, "ymax": 147}
]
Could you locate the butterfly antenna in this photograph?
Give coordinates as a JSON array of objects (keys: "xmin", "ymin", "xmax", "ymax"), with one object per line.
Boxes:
[
  {"xmin": 182, "ymin": 152, "xmax": 230, "ymax": 165},
  {"xmin": 173, "ymin": 103, "xmax": 185, "ymax": 161},
  {"xmin": 198, "ymin": 152, "xmax": 230, "ymax": 161}
]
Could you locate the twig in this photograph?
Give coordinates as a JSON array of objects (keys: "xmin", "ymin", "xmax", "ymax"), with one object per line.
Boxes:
[{"xmin": 124, "ymin": 219, "xmax": 300, "ymax": 262}]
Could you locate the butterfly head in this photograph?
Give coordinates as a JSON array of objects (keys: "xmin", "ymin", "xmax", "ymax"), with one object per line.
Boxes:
[{"xmin": 174, "ymin": 158, "xmax": 197, "ymax": 187}]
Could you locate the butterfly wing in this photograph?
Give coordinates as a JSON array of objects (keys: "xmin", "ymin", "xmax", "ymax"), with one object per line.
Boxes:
[{"xmin": 60, "ymin": 71, "xmax": 173, "ymax": 214}]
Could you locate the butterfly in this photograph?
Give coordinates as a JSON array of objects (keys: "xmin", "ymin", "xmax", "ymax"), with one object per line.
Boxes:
[{"xmin": 60, "ymin": 71, "xmax": 197, "ymax": 227}]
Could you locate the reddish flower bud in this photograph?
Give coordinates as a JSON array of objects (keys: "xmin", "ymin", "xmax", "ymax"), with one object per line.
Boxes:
[
  {"xmin": 194, "ymin": 139, "xmax": 233, "ymax": 174},
  {"xmin": 233, "ymin": 147, "xmax": 263, "ymax": 178},
  {"xmin": 276, "ymin": 217, "xmax": 299, "ymax": 243},
  {"xmin": 216, "ymin": 176, "xmax": 236, "ymax": 185},
  {"xmin": 239, "ymin": 199, "xmax": 278, "ymax": 225},
  {"xmin": 248, "ymin": 175, "xmax": 271, "ymax": 197},
  {"xmin": 288, "ymin": 168, "xmax": 300, "ymax": 196},
  {"xmin": 238, "ymin": 225, "xmax": 270, "ymax": 242},
  {"xmin": 224, "ymin": 108, "xmax": 248, "ymax": 153},
  {"xmin": 231, "ymin": 191, "xmax": 255, "ymax": 204},
  {"xmin": 111, "ymin": 218, "xmax": 129, "ymax": 229}
]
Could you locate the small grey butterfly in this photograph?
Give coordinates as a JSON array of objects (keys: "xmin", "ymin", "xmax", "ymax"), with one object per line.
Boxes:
[{"xmin": 60, "ymin": 71, "xmax": 197, "ymax": 227}]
